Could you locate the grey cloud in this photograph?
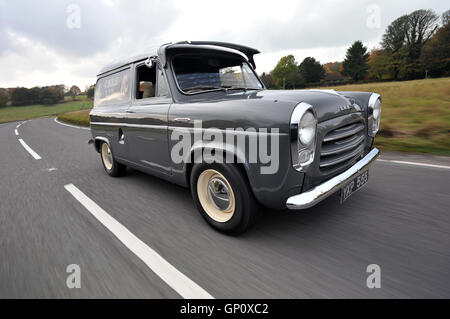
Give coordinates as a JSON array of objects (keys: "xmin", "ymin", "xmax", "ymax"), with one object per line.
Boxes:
[
  {"xmin": 183, "ymin": 0, "xmax": 448, "ymax": 54},
  {"xmin": 0, "ymin": 0, "xmax": 179, "ymax": 57}
]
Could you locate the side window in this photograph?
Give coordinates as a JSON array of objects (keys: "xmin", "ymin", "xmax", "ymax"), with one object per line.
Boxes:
[
  {"xmin": 135, "ymin": 64, "xmax": 156, "ymax": 100},
  {"xmin": 157, "ymin": 69, "xmax": 170, "ymax": 97},
  {"xmin": 94, "ymin": 69, "xmax": 131, "ymax": 107}
]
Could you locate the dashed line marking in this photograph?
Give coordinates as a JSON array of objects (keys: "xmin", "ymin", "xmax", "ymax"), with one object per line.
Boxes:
[
  {"xmin": 18, "ymin": 139, "xmax": 41, "ymax": 160},
  {"xmin": 64, "ymin": 183, "xmax": 213, "ymax": 299}
]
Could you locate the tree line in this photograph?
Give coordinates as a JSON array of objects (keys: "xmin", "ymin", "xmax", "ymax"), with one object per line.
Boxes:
[
  {"xmin": 0, "ymin": 84, "xmax": 95, "ymax": 108},
  {"xmin": 260, "ymin": 9, "xmax": 450, "ymax": 89}
]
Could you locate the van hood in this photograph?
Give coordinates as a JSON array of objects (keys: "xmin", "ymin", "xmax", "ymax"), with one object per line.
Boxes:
[{"xmin": 251, "ymin": 89, "xmax": 364, "ymax": 122}]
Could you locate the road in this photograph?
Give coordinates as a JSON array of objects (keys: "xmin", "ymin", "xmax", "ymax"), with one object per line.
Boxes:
[{"xmin": 1, "ymin": 117, "xmax": 449, "ymax": 298}]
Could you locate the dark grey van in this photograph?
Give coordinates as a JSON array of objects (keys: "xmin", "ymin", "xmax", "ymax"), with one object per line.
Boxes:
[{"xmin": 90, "ymin": 41, "xmax": 381, "ymax": 234}]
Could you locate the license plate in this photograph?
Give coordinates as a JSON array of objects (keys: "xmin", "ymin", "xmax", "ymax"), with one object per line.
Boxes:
[{"xmin": 340, "ymin": 170, "xmax": 369, "ymax": 203}]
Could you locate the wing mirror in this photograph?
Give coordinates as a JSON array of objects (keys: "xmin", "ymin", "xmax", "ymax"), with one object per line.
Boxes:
[{"xmin": 145, "ymin": 56, "xmax": 158, "ymax": 68}]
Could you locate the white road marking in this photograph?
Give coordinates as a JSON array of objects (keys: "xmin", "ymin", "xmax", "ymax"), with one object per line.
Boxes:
[
  {"xmin": 18, "ymin": 139, "xmax": 42, "ymax": 160},
  {"xmin": 15, "ymin": 129, "xmax": 18, "ymax": 136},
  {"xmin": 16, "ymin": 120, "xmax": 28, "ymax": 129},
  {"xmin": 54, "ymin": 117, "xmax": 90, "ymax": 130},
  {"xmin": 377, "ymin": 159, "xmax": 450, "ymax": 170},
  {"xmin": 64, "ymin": 183, "xmax": 213, "ymax": 299}
]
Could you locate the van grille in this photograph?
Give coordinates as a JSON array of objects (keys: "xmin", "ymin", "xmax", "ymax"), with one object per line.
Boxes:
[{"xmin": 320, "ymin": 121, "xmax": 365, "ymax": 171}]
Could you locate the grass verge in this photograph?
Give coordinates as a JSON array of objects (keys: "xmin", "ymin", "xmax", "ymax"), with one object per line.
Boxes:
[{"xmin": 58, "ymin": 109, "xmax": 91, "ymax": 127}]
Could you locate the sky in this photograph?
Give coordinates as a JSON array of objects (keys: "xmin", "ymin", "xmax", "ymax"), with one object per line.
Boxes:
[{"xmin": 0, "ymin": 0, "xmax": 447, "ymax": 90}]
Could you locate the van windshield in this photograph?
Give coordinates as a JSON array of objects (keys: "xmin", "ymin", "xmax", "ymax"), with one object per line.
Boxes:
[{"xmin": 172, "ymin": 54, "xmax": 263, "ymax": 94}]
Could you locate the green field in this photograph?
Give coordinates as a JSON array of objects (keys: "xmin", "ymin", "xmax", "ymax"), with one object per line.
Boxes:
[
  {"xmin": 0, "ymin": 96, "xmax": 92, "ymax": 124},
  {"xmin": 322, "ymin": 77, "xmax": 450, "ymax": 155}
]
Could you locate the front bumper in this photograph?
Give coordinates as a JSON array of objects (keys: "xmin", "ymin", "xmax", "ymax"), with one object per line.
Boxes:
[{"xmin": 286, "ymin": 147, "xmax": 380, "ymax": 210}]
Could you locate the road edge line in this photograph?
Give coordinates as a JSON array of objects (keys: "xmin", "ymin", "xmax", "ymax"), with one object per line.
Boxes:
[
  {"xmin": 54, "ymin": 117, "xmax": 90, "ymax": 130},
  {"xmin": 64, "ymin": 183, "xmax": 214, "ymax": 299},
  {"xmin": 377, "ymin": 159, "xmax": 450, "ymax": 170}
]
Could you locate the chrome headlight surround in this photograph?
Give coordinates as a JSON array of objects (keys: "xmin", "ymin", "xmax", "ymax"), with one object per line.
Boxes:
[
  {"xmin": 368, "ymin": 93, "xmax": 382, "ymax": 137},
  {"xmin": 290, "ymin": 102, "xmax": 317, "ymax": 171}
]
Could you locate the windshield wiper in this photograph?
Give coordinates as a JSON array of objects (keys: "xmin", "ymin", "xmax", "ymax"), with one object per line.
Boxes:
[
  {"xmin": 226, "ymin": 87, "xmax": 262, "ymax": 92},
  {"xmin": 183, "ymin": 85, "xmax": 231, "ymax": 93},
  {"xmin": 182, "ymin": 85, "xmax": 262, "ymax": 94}
]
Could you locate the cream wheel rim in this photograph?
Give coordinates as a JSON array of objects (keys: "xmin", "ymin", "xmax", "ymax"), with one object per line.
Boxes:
[
  {"xmin": 101, "ymin": 143, "xmax": 113, "ymax": 170},
  {"xmin": 197, "ymin": 169, "xmax": 235, "ymax": 223}
]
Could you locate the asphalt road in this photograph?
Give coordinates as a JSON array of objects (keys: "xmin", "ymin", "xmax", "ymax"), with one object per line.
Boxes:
[{"xmin": 1, "ymin": 117, "xmax": 449, "ymax": 298}]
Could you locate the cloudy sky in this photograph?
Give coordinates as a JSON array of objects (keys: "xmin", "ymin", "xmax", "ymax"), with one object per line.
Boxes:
[{"xmin": 0, "ymin": 0, "xmax": 447, "ymax": 89}]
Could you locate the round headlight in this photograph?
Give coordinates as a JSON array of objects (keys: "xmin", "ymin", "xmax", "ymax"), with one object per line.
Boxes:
[
  {"xmin": 372, "ymin": 99, "xmax": 382, "ymax": 133},
  {"xmin": 373, "ymin": 99, "xmax": 381, "ymax": 119},
  {"xmin": 298, "ymin": 111, "xmax": 317, "ymax": 145}
]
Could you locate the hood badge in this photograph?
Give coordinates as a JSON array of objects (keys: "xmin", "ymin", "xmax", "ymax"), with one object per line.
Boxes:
[{"xmin": 339, "ymin": 105, "xmax": 352, "ymax": 112}]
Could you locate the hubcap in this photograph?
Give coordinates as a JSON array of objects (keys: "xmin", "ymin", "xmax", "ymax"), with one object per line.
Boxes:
[
  {"xmin": 197, "ymin": 169, "xmax": 235, "ymax": 222},
  {"xmin": 208, "ymin": 178, "xmax": 231, "ymax": 210},
  {"xmin": 101, "ymin": 143, "xmax": 113, "ymax": 170}
]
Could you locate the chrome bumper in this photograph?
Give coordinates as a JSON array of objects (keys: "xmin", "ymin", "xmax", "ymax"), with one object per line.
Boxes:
[{"xmin": 286, "ymin": 148, "xmax": 380, "ymax": 210}]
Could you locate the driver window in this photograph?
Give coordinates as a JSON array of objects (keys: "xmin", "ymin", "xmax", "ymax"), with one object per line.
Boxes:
[{"xmin": 136, "ymin": 64, "xmax": 156, "ymax": 99}]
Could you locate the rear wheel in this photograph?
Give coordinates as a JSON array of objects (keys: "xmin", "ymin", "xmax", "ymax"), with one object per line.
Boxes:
[
  {"xmin": 191, "ymin": 163, "xmax": 258, "ymax": 235},
  {"xmin": 100, "ymin": 142, "xmax": 126, "ymax": 177}
]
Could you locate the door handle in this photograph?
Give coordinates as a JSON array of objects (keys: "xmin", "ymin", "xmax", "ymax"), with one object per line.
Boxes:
[{"xmin": 173, "ymin": 117, "xmax": 191, "ymax": 123}]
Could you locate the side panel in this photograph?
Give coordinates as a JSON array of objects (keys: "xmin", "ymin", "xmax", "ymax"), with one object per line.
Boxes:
[
  {"xmin": 90, "ymin": 67, "xmax": 133, "ymax": 160},
  {"xmin": 90, "ymin": 105, "xmax": 130, "ymax": 161},
  {"xmin": 126, "ymin": 98, "xmax": 172, "ymax": 175}
]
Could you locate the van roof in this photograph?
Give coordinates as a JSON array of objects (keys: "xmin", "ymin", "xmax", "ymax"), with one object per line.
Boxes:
[{"xmin": 97, "ymin": 41, "xmax": 260, "ymax": 76}]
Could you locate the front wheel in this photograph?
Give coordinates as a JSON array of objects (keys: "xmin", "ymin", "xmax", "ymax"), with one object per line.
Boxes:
[
  {"xmin": 100, "ymin": 142, "xmax": 126, "ymax": 177},
  {"xmin": 190, "ymin": 163, "xmax": 258, "ymax": 235}
]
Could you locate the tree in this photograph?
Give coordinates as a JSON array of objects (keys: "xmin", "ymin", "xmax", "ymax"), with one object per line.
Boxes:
[
  {"xmin": 368, "ymin": 49, "xmax": 390, "ymax": 80},
  {"xmin": 323, "ymin": 62, "xmax": 343, "ymax": 74},
  {"xmin": 29, "ymin": 87, "xmax": 41, "ymax": 104},
  {"xmin": 421, "ymin": 22, "xmax": 450, "ymax": 77},
  {"xmin": 405, "ymin": 10, "xmax": 439, "ymax": 60},
  {"xmin": 443, "ymin": 9, "xmax": 450, "ymax": 26},
  {"xmin": 40, "ymin": 88, "xmax": 59, "ymax": 105},
  {"xmin": 342, "ymin": 41, "xmax": 369, "ymax": 81},
  {"xmin": 259, "ymin": 72, "xmax": 275, "ymax": 89},
  {"xmin": 383, "ymin": 10, "xmax": 438, "ymax": 58},
  {"xmin": 69, "ymin": 85, "xmax": 81, "ymax": 101},
  {"xmin": 381, "ymin": 9, "xmax": 439, "ymax": 80},
  {"xmin": 86, "ymin": 85, "xmax": 95, "ymax": 99},
  {"xmin": 382, "ymin": 15, "xmax": 409, "ymax": 53},
  {"xmin": 299, "ymin": 57, "xmax": 326, "ymax": 83},
  {"xmin": 70, "ymin": 85, "xmax": 82, "ymax": 96},
  {"xmin": 0, "ymin": 89, "xmax": 8, "ymax": 108},
  {"xmin": 11, "ymin": 87, "xmax": 34, "ymax": 106},
  {"xmin": 271, "ymin": 55, "xmax": 304, "ymax": 89}
]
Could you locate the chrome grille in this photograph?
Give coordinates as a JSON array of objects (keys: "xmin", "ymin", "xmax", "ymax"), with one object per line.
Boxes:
[{"xmin": 320, "ymin": 121, "xmax": 365, "ymax": 171}]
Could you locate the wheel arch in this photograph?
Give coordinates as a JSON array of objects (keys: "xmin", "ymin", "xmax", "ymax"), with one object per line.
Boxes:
[
  {"xmin": 93, "ymin": 136, "xmax": 111, "ymax": 153},
  {"xmin": 184, "ymin": 145, "xmax": 252, "ymax": 192}
]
